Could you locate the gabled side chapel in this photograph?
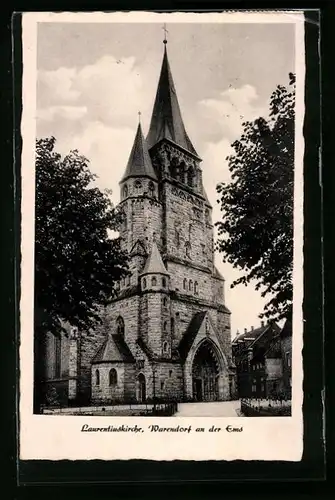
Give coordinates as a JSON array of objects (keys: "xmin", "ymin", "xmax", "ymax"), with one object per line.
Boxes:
[{"xmin": 44, "ymin": 41, "xmax": 236, "ymax": 406}]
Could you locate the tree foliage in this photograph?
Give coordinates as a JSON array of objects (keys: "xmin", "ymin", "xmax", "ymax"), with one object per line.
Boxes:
[
  {"xmin": 35, "ymin": 137, "xmax": 129, "ymax": 337},
  {"xmin": 216, "ymin": 74, "xmax": 295, "ymax": 320}
]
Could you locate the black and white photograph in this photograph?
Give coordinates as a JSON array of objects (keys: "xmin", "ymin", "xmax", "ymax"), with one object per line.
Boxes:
[{"xmin": 20, "ymin": 11, "xmax": 305, "ymax": 461}]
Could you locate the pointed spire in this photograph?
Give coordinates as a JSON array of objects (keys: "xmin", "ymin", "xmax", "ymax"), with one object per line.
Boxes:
[
  {"xmin": 141, "ymin": 240, "xmax": 169, "ymax": 276},
  {"xmin": 146, "ymin": 45, "xmax": 199, "ymax": 158},
  {"xmin": 121, "ymin": 122, "xmax": 157, "ymax": 183}
]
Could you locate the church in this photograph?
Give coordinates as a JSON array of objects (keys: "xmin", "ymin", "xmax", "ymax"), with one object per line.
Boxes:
[{"xmin": 43, "ymin": 40, "xmax": 236, "ymax": 407}]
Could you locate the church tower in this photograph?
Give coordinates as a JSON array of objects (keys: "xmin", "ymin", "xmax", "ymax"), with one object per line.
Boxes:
[{"xmin": 88, "ymin": 37, "xmax": 235, "ymax": 405}]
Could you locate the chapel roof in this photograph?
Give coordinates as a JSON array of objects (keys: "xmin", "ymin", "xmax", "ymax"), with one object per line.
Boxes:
[
  {"xmin": 141, "ymin": 240, "xmax": 169, "ymax": 276},
  {"xmin": 120, "ymin": 122, "xmax": 157, "ymax": 183},
  {"xmin": 146, "ymin": 45, "xmax": 199, "ymax": 159},
  {"xmin": 92, "ymin": 334, "xmax": 135, "ymax": 364}
]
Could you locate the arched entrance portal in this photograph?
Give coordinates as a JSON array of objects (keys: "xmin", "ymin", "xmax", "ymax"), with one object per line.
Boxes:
[
  {"xmin": 192, "ymin": 341, "xmax": 221, "ymax": 402},
  {"xmin": 137, "ymin": 373, "xmax": 146, "ymax": 403}
]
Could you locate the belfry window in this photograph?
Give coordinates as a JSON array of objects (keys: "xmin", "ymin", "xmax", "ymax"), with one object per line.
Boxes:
[
  {"xmin": 148, "ymin": 181, "xmax": 155, "ymax": 197},
  {"xmin": 134, "ymin": 180, "xmax": 142, "ymax": 195},
  {"xmin": 163, "ymin": 321, "xmax": 168, "ymax": 332},
  {"xmin": 189, "ymin": 280, "xmax": 193, "ymax": 292},
  {"xmin": 194, "ymin": 281, "xmax": 198, "ymax": 294},
  {"xmin": 183, "ymin": 278, "xmax": 187, "ymax": 290},
  {"xmin": 116, "ymin": 316, "xmax": 125, "ymax": 336},
  {"xmin": 151, "ymin": 276, "xmax": 157, "ymax": 287},
  {"xmin": 142, "ymin": 278, "xmax": 147, "ymax": 289},
  {"xmin": 122, "ymin": 184, "xmax": 128, "ymax": 199},
  {"xmin": 162, "ymin": 277, "xmax": 166, "ymax": 288},
  {"xmin": 109, "ymin": 368, "xmax": 117, "ymax": 386},
  {"xmin": 95, "ymin": 369, "xmax": 100, "ymax": 386},
  {"xmin": 163, "ymin": 341, "xmax": 168, "ymax": 353},
  {"xmin": 187, "ymin": 167, "xmax": 194, "ymax": 187}
]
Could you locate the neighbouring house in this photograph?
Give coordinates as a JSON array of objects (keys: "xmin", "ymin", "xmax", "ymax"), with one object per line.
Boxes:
[{"xmin": 232, "ymin": 319, "xmax": 292, "ymax": 400}]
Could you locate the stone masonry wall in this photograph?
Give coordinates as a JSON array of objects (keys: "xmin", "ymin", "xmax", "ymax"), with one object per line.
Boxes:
[
  {"xmin": 91, "ymin": 362, "xmax": 125, "ymax": 403},
  {"xmin": 163, "ymin": 182, "xmax": 213, "ymax": 270}
]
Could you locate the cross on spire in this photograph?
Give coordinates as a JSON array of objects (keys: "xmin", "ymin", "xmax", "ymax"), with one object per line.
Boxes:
[
  {"xmin": 162, "ymin": 23, "xmax": 168, "ymax": 44},
  {"xmin": 138, "ymin": 111, "xmax": 141, "ymax": 123}
]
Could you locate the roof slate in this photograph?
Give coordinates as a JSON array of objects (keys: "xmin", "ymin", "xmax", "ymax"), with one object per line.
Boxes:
[
  {"xmin": 141, "ymin": 240, "xmax": 169, "ymax": 276},
  {"xmin": 146, "ymin": 46, "xmax": 199, "ymax": 158},
  {"xmin": 121, "ymin": 123, "xmax": 157, "ymax": 183},
  {"xmin": 92, "ymin": 334, "xmax": 135, "ymax": 364}
]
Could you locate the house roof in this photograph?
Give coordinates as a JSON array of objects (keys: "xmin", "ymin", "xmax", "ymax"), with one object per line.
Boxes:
[
  {"xmin": 146, "ymin": 45, "xmax": 199, "ymax": 159},
  {"xmin": 178, "ymin": 311, "xmax": 207, "ymax": 361},
  {"xmin": 280, "ymin": 315, "xmax": 292, "ymax": 339},
  {"xmin": 92, "ymin": 334, "xmax": 135, "ymax": 364},
  {"xmin": 141, "ymin": 240, "xmax": 169, "ymax": 276},
  {"xmin": 121, "ymin": 123, "xmax": 157, "ymax": 183}
]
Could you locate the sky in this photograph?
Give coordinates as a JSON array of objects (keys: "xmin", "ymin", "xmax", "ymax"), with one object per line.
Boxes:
[{"xmin": 36, "ymin": 20, "xmax": 295, "ymax": 337}]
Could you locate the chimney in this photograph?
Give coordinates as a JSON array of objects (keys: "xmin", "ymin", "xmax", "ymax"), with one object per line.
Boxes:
[
  {"xmin": 251, "ymin": 326, "xmax": 254, "ymax": 331},
  {"xmin": 244, "ymin": 328, "xmax": 247, "ymax": 334},
  {"xmin": 261, "ymin": 320, "xmax": 264, "ymax": 327}
]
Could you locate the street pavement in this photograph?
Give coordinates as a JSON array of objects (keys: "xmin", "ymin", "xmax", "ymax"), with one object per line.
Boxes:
[{"xmin": 174, "ymin": 400, "xmax": 241, "ymax": 417}]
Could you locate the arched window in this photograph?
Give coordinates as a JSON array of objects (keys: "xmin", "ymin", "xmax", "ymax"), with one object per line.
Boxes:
[
  {"xmin": 142, "ymin": 278, "xmax": 147, "ymax": 289},
  {"xmin": 171, "ymin": 317, "xmax": 175, "ymax": 335},
  {"xmin": 163, "ymin": 341, "xmax": 168, "ymax": 353},
  {"xmin": 134, "ymin": 180, "xmax": 142, "ymax": 194},
  {"xmin": 163, "ymin": 321, "xmax": 168, "ymax": 332},
  {"xmin": 116, "ymin": 316, "xmax": 125, "ymax": 336},
  {"xmin": 194, "ymin": 281, "xmax": 198, "ymax": 294},
  {"xmin": 122, "ymin": 184, "xmax": 128, "ymax": 199},
  {"xmin": 95, "ymin": 369, "xmax": 100, "ymax": 386},
  {"xmin": 151, "ymin": 276, "xmax": 157, "ymax": 287},
  {"xmin": 205, "ymin": 209, "xmax": 210, "ymax": 223},
  {"xmin": 187, "ymin": 167, "xmax": 194, "ymax": 187},
  {"xmin": 162, "ymin": 277, "xmax": 166, "ymax": 288},
  {"xmin": 148, "ymin": 181, "xmax": 155, "ymax": 197},
  {"xmin": 189, "ymin": 280, "xmax": 193, "ymax": 292},
  {"xmin": 185, "ymin": 242, "xmax": 191, "ymax": 258},
  {"xmin": 109, "ymin": 368, "xmax": 117, "ymax": 386},
  {"xmin": 121, "ymin": 277, "xmax": 125, "ymax": 287},
  {"xmin": 183, "ymin": 278, "xmax": 187, "ymax": 290},
  {"xmin": 163, "ymin": 297, "xmax": 168, "ymax": 307},
  {"xmin": 175, "ymin": 229, "xmax": 180, "ymax": 247}
]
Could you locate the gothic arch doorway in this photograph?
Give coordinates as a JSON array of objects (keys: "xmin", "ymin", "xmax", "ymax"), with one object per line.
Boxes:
[
  {"xmin": 192, "ymin": 340, "xmax": 221, "ymax": 402},
  {"xmin": 137, "ymin": 373, "xmax": 146, "ymax": 403}
]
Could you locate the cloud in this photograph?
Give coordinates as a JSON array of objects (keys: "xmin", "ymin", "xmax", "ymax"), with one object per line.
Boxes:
[
  {"xmin": 37, "ymin": 105, "xmax": 88, "ymax": 122},
  {"xmin": 37, "ymin": 55, "xmax": 153, "ymax": 131},
  {"xmin": 55, "ymin": 121, "xmax": 134, "ymax": 204},
  {"xmin": 198, "ymin": 84, "xmax": 267, "ymax": 143},
  {"xmin": 38, "ymin": 67, "xmax": 80, "ymax": 105}
]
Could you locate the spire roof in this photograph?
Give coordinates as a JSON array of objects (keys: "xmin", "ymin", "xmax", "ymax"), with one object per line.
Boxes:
[
  {"xmin": 121, "ymin": 123, "xmax": 157, "ymax": 183},
  {"xmin": 141, "ymin": 240, "xmax": 169, "ymax": 276},
  {"xmin": 146, "ymin": 46, "xmax": 199, "ymax": 158}
]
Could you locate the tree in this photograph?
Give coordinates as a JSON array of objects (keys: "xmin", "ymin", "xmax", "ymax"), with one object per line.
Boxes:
[
  {"xmin": 34, "ymin": 137, "xmax": 129, "ymax": 409},
  {"xmin": 216, "ymin": 74, "xmax": 295, "ymax": 321}
]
